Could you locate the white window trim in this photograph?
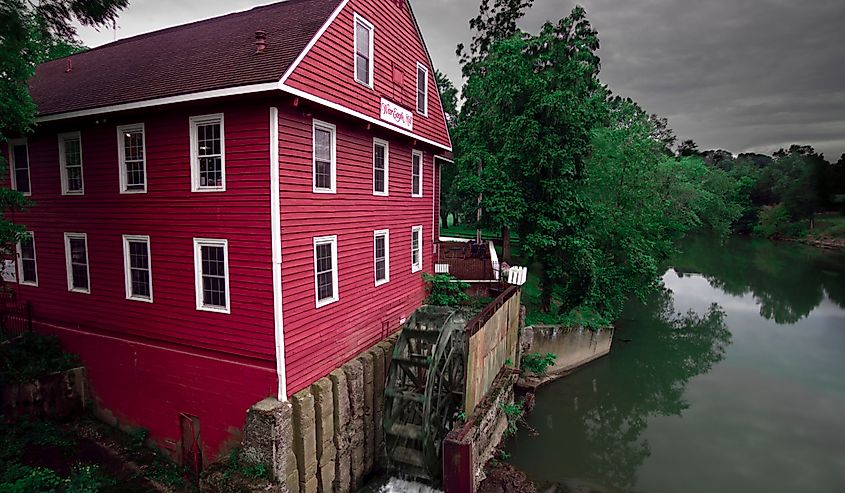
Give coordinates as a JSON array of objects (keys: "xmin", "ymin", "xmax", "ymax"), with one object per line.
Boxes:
[
  {"xmin": 189, "ymin": 114, "xmax": 226, "ymax": 192},
  {"xmin": 353, "ymin": 13, "xmax": 375, "ymax": 89},
  {"xmin": 373, "ymin": 138, "xmax": 389, "ymax": 196},
  {"xmin": 59, "ymin": 131, "xmax": 84, "ymax": 195},
  {"xmin": 416, "ymin": 62, "xmax": 429, "ymax": 116},
  {"xmin": 314, "ymin": 235, "xmax": 339, "ymax": 308},
  {"xmin": 411, "ymin": 225, "xmax": 423, "ymax": 273},
  {"xmin": 374, "ymin": 229, "xmax": 390, "ymax": 286},
  {"xmin": 17, "ymin": 231, "xmax": 37, "ymax": 287},
  {"xmin": 8, "ymin": 139, "xmax": 31, "ymax": 197},
  {"xmin": 122, "ymin": 235, "xmax": 153, "ymax": 303},
  {"xmin": 193, "ymin": 238, "xmax": 231, "ymax": 314},
  {"xmin": 117, "ymin": 123, "xmax": 148, "ymax": 194},
  {"xmin": 313, "ymin": 120, "xmax": 337, "ymax": 194},
  {"xmin": 412, "ymin": 150, "xmax": 423, "ymax": 197},
  {"xmin": 64, "ymin": 232, "xmax": 90, "ymax": 294}
]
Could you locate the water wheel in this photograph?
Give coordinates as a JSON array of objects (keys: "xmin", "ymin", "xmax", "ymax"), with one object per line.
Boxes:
[{"xmin": 383, "ymin": 305, "xmax": 469, "ymax": 481}]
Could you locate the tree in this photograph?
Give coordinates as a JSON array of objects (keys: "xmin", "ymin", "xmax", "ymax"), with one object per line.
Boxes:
[
  {"xmin": 434, "ymin": 70, "xmax": 458, "ymax": 127},
  {"xmin": 454, "ymin": 5, "xmax": 607, "ymax": 309},
  {"xmin": 1, "ymin": 1, "xmax": 125, "ymax": 259},
  {"xmin": 677, "ymin": 139, "xmax": 699, "ymax": 157},
  {"xmin": 435, "ymin": 70, "xmax": 460, "ymax": 230}
]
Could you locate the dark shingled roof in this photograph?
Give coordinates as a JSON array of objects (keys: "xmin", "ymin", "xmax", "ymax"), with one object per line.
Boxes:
[{"xmin": 29, "ymin": 0, "xmax": 343, "ymax": 116}]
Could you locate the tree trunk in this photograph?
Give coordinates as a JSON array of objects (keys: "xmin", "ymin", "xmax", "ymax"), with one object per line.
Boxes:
[
  {"xmin": 502, "ymin": 227, "xmax": 511, "ymax": 262},
  {"xmin": 440, "ymin": 208, "xmax": 449, "ymax": 230},
  {"xmin": 540, "ymin": 272, "xmax": 552, "ymax": 313}
]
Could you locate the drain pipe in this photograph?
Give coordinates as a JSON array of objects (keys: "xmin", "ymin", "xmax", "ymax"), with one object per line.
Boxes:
[{"xmin": 269, "ymin": 106, "xmax": 287, "ymax": 401}]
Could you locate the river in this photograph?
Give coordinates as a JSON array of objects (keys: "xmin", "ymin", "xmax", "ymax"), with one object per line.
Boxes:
[{"xmin": 506, "ymin": 236, "xmax": 845, "ymax": 493}]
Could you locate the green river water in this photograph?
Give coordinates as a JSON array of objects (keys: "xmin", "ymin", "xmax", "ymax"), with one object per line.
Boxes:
[{"xmin": 506, "ymin": 236, "xmax": 845, "ymax": 493}]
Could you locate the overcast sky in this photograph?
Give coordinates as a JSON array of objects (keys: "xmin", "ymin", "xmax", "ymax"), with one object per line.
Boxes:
[{"xmin": 76, "ymin": 0, "xmax": 845, "ymax": 160}]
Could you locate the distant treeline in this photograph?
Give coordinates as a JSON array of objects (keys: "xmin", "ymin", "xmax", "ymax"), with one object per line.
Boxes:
[{"xmin": 681, "ymin": 142, "xmax": 845, "ymax": 237}]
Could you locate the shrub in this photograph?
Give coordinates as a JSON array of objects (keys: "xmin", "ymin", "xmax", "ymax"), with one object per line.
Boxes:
[
  {"xmin": 520, "ymin": 352, "xmax": 557, "ymax": 374},
  {"xmin": 422, "ymin": 273, "xmax": 470, "ymax": 307},
  {"xmin": 0, "ymin": 332, "xmax": 80, "ymax": 384}
]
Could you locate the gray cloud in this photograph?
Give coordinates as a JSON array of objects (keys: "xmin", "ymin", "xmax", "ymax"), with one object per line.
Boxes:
[{"xmin": 76, "ymin": 0, "xmax": 845, "ymax": 160}]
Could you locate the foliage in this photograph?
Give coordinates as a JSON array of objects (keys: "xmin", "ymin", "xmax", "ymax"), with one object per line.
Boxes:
[
  {"xmin": 0, "ymin": 331, "xmax": 81, "ymax": 384},
  {"xmin": 422, "ymin": 273, "xmax": 470, "ymax": 307},
  {"xmin": 499, "ymin": 400, "xmax": 525, "ymax": 437},
  {"xmin": 754, "ymin": 205, "xmax": 794, "ymax": 238},
  {"xmin": 519, "ymin": 352, "xmax": 556, "ymax": 374},
  {"xmin": 435, "ymin": 69, "xmax": 459, "ymax": 127}
]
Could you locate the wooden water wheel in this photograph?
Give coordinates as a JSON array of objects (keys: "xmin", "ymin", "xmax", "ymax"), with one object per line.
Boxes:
[{"xmin": 383, "ymin": 305, "xmax": 469, "ymax": 481}]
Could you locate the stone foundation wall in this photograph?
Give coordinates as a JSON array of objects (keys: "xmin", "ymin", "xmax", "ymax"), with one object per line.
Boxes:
[
  {"xmin": 443, "ymin": 368, "xmax": 517, "ymax": 493},
  {"xmin": 240, "ymin": 334, "xmax": 398, "ymax": 493}
]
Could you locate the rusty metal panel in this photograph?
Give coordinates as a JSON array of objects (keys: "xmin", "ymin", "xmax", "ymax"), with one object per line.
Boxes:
[{"xmin": 443, "ymin": 435, "xmax": 474, "ymax": 493}]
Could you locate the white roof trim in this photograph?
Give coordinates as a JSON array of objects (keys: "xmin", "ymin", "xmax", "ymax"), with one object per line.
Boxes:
[
  {"xmin": 35, "ymin": 82, "xmax": 280, "ymax": 123},
  {"xmin": 280, "ymin": 0, "xmax": 350, "ymax": 84},
  {"xmin": 280, "ymin": 82, "xmax": 452, "ymax": 152}
]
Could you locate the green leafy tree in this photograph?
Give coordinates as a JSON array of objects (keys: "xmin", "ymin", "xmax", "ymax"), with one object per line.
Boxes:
[
  {"xmin": 435, "ymin": 70, "xmax": 461, "ymax": 229},
  {"xmin": 1, "ymin": 1, "xmax": 125, "ymax": 255},
  {"xmin": 454, "ymin": 5, "xmax": 607, "ymax": 309},
  {"xmin": 677, "ymin": 139, "xmax": 699, "ymax": 157}
]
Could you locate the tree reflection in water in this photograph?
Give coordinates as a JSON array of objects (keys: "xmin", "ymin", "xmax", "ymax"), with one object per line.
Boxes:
[
  {"xmin": 672, "ymin": 236, "xmax": 845, "ymax": 324},
  {"xmin": 510, "ymin": 288, "xmax": 731, "ymax": 492}
]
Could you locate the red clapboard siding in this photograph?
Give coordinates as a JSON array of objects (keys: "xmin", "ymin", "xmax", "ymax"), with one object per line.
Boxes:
[
  {"xmin": 278, "ymin": 102, "xmax": 440, "ymax": 395},
  {"xmin": 6, "ymin": 98, "xmax": 277, "ymax": 364},
  {"xmin": 284, "ymin": 0, "xmax": 451, "ymax": 150}
]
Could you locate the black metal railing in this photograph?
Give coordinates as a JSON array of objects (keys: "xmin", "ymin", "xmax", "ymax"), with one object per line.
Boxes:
[{"xmin": 0, "ymin": 300, "xmax": 33, "ymax": 341}]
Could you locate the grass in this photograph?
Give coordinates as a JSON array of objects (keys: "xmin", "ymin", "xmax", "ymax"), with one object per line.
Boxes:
[{"xmin": 807, "ymin": 212, "xmax": 845, "ymax": 240}]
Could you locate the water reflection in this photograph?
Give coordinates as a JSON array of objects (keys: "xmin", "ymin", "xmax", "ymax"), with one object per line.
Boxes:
[
  {"xmin": 673, "ymin": 237, "xmax": 845, "ymax": 323},
  {"xmin": 509, "ymin": 288, "xmax": 731, "ymax": 491}
]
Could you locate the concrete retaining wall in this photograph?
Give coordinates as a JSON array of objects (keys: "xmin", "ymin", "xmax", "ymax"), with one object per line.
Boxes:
[
  {"xmin": 465, "ymin": 289, "xmax": 521, "ymax": 415},
  {"xmin": 240, "ymin": 334, "xmax": 397, "ymax": 493},
  {"xmin": 518, "ymin": 325, "xmax": 613, "ymax": 388},
  {"xmin": 1, "ymin": 366, "xmax": 87, "ymax": 420}
]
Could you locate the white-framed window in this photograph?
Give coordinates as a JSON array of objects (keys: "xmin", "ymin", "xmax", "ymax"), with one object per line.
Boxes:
[
  {"xmin": 314, "ymin": 235, "xmax": 339, "ymax": 308},
  {"xmin": 313, "ymin": 120, "xmax": 337, "ymax": 193},
  {"xmin": 412, "ymin": 150, "xmax": 423, "ymax": 197},
  {"xmin": 411, "ymin": 225, "xmax": 422, "ymax": 273},
  {"xmin": 117, "ymin": 124, "xmax": 147, "ymax": 193},
  {"xmin": 64, "ymin": 233, "xmax": 90, "ymax": 293},
  {"xmin": 353, "ymin": 14, "xmax": 374, "ymax": 88},
  {"xmin": 374, "ymin": 229, "xmax": 390, "ymax": 286},
  {"xmin": 59, "ymin": 132, "xmax": 84, "ymax": 195},
  {"xmin": 8, "ymin": 139, "xmax": 31, "ymax": 196},
  {"xmin": 16, "ymin": 231, "xmax": 37, "ymax": 286},
  {"xmin": 373, "ymin": 138, "xmax": 389, "ymax": 196},
  {"xmin": 194, "ymin": 238, "xmax": 230, "ymax": 313},
  {"xmin": 123, "ymin": 235, "xmax": 153, "ymax": 302},
  {"xmin": 416, "ymin": 62, "xmax": 428, "ymax": 116},
  {"xmin": 190, "ymin": 114, "xmax": 225, "ymax": 192}
]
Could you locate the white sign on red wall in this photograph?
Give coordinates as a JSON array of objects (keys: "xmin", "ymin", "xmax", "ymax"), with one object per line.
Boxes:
[{"xmin": 380, "ymin": 98, "xmax": 414, "ymax": 132}]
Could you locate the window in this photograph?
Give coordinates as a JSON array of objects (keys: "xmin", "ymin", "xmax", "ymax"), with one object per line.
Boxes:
[
  {"xmin": 9, "ymin": 139, "xmax": 31, "ymax": 195},
  {"xmin": 411, "ymin": 226, "xmax": 422, "ymax": 273},
  {"xmin": 412, "ymin": 150, "xmax": 423, "ymax": 197},
  {"xmin": 59, "ymin": 132, "xmax": 84, "ymax": 194},
  {"xmin": 373, "ymin": 138, "xmax": 389, "ymax": 196},
  {"xmin": 64, "ymin": 233, "xmax": 89, "ymax": 293},
  {"xmin": 314, "ymin": 235, "xmax": 339, "ymax": 308},
  {"xmin": 190, "ymin": 114, "xmax": 225, "ymax": 191},
  {"xmin": 416, "ymin": 63, "xmax": 428, "ymax": 116},
  {"xmin": 194, "ymin": 239, "xmax": 230, "ymax": 313},
  {"xmin": 118, "ymin": 124, "xmax": 147, "ymax": 193},
  {"xmin": 17, "ymin": 232, "xmax": 37, "ymax": 286},
  {"xmin": 354, "ymin": 14, "xmax": 374, "ymax": 87},
  {"xmin": 123, "ymin": 235, "xmax": 152, "ymax": 302},
  {"xmin": 374, "ymin": 230, "xmax": 389, "ymax": 286},
  {"xmin": 313, "ymin": 120, "xmax": 336, "ymax": 193}
]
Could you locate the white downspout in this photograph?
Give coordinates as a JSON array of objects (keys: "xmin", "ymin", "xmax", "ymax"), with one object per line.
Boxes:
[{"xmin": 270, "ymin": 106, "xmax": 287, "ymax": 401}]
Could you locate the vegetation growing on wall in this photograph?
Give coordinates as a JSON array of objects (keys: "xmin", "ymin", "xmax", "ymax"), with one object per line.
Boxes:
[{"xmin": 423, "ymin": 273, "xmax": 471, "ymax": 307}]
